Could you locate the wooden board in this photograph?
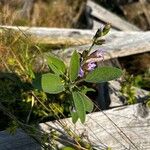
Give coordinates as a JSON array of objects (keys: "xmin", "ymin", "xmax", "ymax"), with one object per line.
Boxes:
[
  {"xmin": 87, "ymin": 0, "xmax": 141, "ymax": 31},
  {"xmin": 53, "ymin": 31, "xmax": 150, "ymax": 64},
  {"xmin": 43, "ymin": 104, "xmax": 150, "ymax": 150},
  {"xmin": 0, "ymin": 26, "xmax": 149, "ymax": 62},
  {"xmin": 0, "ymin": 104, "xmax": 150, "ymax": 149},
  {"xmin": 0, "ymin": 26, "xmax": 95, "ymax": 46}
]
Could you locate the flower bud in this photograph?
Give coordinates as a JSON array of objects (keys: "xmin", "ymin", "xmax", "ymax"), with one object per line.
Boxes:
[
  {"xmin": 102, "ymin": 23, "xmax": 111, "ymax": 36},
  {"xmin": 93, "ymin": 23, "xmax": 111, "ymax": 39}
]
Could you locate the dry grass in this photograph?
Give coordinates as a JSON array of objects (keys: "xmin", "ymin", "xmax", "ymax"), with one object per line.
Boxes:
[
  {"xmin": 0, "ymin": 0, "xmax": 24, "ymax": 25},
  {"xmin": 0, "ymin": 0, "xmax": 87, "ymax": 28}
]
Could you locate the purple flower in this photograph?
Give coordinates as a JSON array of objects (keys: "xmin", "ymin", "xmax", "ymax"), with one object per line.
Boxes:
[
  {"xmin": 86, "ymin": 49, "xmax": 104, "ymax": 63},
  {"xmin": 95, "ymin": 49, "xmax": 104, "ymax": 59},
  {"xmin": 82, "ymin": 61, "xmax": 97, "ymax": 73},
  {"xmin": 78, "ymin": 67, "xmax": 84, "ymax": 77},
  {"xmin": 78, "ymin": 62, "xmax": 96, "ymax": 78},
  {"xmin": 87, "ymin": 61, "xmax": 96, "ymax": 71}
]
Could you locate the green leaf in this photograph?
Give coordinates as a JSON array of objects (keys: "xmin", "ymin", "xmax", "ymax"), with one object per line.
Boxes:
[
  {"xmin": 81, "ymin": 93, "xmax": 94, "ymax": 112},
  {"xmin": 46, "ymin": 54, "xmax": 66, "ymax": 74},
  {"xmin": 47, "ymin": 63, "xmax": 60, "ymax": 75},
  {"xmin": 85, "ymin": 66, "xmax": 122, "ymax": 83},
  {"xmin": 81, "ymin": 86, "xmax": 96, "ymax": 94},
  {"xmin": 69, "ymin": 50, "xmax": 80, "ymax": 81},
  {"xmin": 72, "ymin": 91, "xmax": 86, "ymax": 123},
  {"xmin": 71, "ymin": 111, "xmax": 79, "ymax": 124},
  {"xmin": 40, "ymin": 73, "xmax": 64, "ymax": 94}
]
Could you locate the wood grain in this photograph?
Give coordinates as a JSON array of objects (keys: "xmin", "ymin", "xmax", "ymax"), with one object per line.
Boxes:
[
  {"xmin": 1, "ymin": 26, "xmax": 149, "ymax": 62},
  {"xmin": 0, "ymin": 26, "xmax": 94, "ymax": 45},
  {"xmin": 0, "ymin": 104, "xmax": 149, "ymax": 149},
  {"xmin": 53, "ymin": 31, "xmax": 150, "ymax": 64}
]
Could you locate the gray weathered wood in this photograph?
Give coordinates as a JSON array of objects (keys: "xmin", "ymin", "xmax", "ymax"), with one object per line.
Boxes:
[
  {"xmin": 0, "ymin": 26, "xmax": 94, "ymax": 45},
  {"xmin": 1, "ymin": 26, "xmax": 149, "ymax": 61},
  {"xmin": 43, "ymin": 104, "xmax": 150, "ymax": 150},
  {"xmin": 0, "ymin": 104, "xmax": 150, "ymax": 149},
  {"xmin": 0, "ymin": 26, "xmax": 94, "ymax": 38},
  {"xmin": 53, "ymin": 31, "xmax": 150, "ymax": 64},
  {"xmin": 87, "ymin": 0, "xmax": 141, "ymax": 31}
]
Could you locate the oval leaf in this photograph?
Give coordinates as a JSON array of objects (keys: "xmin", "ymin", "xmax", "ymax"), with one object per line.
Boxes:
[
  {"xmin": 81, "ymin": 93, "xmax": 94, "ymax": 112},
  {"xmin": 46, "ymin": 54, "xmax": 66, "ymax": 74},
  {"xmin": 71, "ymin": 111, "xmax": 79, "ymax": 124},
  {"xmin": 85, "ymin": 66, "xmax": 122, "ymax": 83},
  {"xmin": 42, "ymin": 73, "xmax": 64, "ymax": 94},
  {"xmin": 81, "ymin": 86, "xmax": 96, "ymax": 94},
  {"xmin": 47, "ymin": 63, "xmax": 61, "ymax": 75},
  {"xmin": 69, "ymin": 50, "xmax": 80, "ymax": 81},
  {"xmin": 72, "ymin": 91, "xmax": 86, "ymax": 123}
]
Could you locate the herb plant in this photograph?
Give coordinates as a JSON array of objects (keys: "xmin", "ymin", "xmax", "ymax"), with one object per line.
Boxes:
[{"xmin": 33, "ymin": 24, "xmax": 123, "ymax": 123}]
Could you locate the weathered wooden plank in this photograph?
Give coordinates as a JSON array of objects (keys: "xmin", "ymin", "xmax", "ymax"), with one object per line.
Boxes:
[
  {"xmin": 87, "ymin": 0, "xmax": 141, "ymax": 31},
  {"xmin": 0, "ymin": 26, "xmax": 150, "ymax": 60},
  {"xmin": 53, "ymin": 31, "xmax": 150, "ymax": 64},
  {"xmin": 0, "ymin": 26, "xmax": 94, "ymax": 46},
  {"xmin": 0, "ymin": 26, "xmax": 94, "ymax": 38},
  {"xmin": 0, "ymin": 104, "xmax": 150, "ymax": 149},
  {"xmin": 43, "ymin": 104, "xmax": 150, "ymax": 150}
]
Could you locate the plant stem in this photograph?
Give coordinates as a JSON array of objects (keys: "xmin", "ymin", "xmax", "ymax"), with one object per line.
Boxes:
[
  {"xmin": 82, "ymin": 37, "xmax": 96, "ymax": 64},
  {"xmin": 75, "ymin": 78, "xmax": 84, "ymax": 85}
]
